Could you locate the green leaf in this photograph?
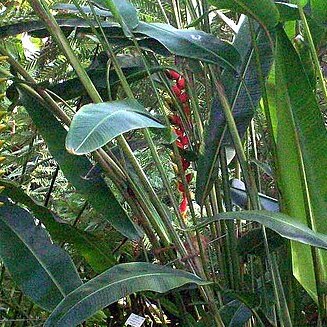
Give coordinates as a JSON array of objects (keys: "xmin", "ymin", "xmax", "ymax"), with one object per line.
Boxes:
[
  {"xmin": 219, "ymin": 301, "xmax": 252, "ymax": 327},
  {"xmin": 17, "ymin": 85, "xmax": 141, "ymax": 240},
  {"xmin": 219, "ymin": 290, "xmax": 274, "ymax": 327},
  {"xmin": 208, "ymin": 0, "xmax": 280, "ymax": 30},
  {"xmin": 66, "ymin": 99, "xmax": 164, "ymax": 155},
  {"xmin": 230, "ymin": 179, "xmax": 279, "ymax": 212},
  {"xmin": 196, "ymin": 19, "xmax": 273, "ymax": 205},
  {"xmin": 45, "ymin": 66, "xmax": 164, "ymax": 101},
  {"xmin": 0, "ymin": 200, "xmax": 82, "ymax": 311},
  {"xmin": 311, "ymin": 0, "xmax": 327, "ymax": 23},
  {"xmin": 0, "ymin": 19, "xmax": 121, "ymax": 39},
  {"xmin": 275, "ymin": 2, "xmax": 299, "ymax": 22},
  {"xmin": 274, "ymin": 27, "xmax": 327, "ymax": 300},
  {"xmin": 195, "ymin": 211, "xmax": 327, "ymax": 250},
  {"xmin": 134, "ymin": 22, "xmax": 241, "ymax": 70},
  {"xmin": 91, "ymin": 0, "xmax": 138, "ymax": 35},
  {"xmin": 0, "ymin": 180, "xmax": 117, "ymax": 272},
  {"xmin": 44, "ymin": 262, "xmax": 209, "ymax": 327}
]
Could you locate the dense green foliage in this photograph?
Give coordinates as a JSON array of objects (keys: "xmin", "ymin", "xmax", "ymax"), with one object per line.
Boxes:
[{"xmin": 0, "ymin": 0, "xmax": 326, "ymax": 326}]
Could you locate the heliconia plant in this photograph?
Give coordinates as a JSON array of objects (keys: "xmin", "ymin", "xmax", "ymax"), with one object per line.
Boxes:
[{"xmin": 0, "ymin": 0, "xmax": 326, "ymax": 326}]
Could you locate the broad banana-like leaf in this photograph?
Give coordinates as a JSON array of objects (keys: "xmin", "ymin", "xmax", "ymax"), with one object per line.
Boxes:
[
  {"xmin": 44, "ymin": 263, "xmax": 209, "ymax": 327},
  {"xmin": 0, "ymin": 180, "xmax": 117, "ymax": 272},
  {"xmin": 195, "ymin": 211, "xmax": 327, "ymax": 250},
  {"xmin": 66, "ymin": 100, "xmax": 165, "ymax": 155},
  {"xmin": 134, "ymin": 22, "xmax": 241, "ymax": 71},
  {"xmin": 0, "ymin": 199, "xmax": 82, "ymax": 311},
  {"xmin": 273, "ymin": 27, "xmax": 327, "ymax": 301},
  {"xmin": 208, "ymin": 0, "xmax": 279, "ymax": 30},
  {"xmin": 0, "ymin": 19, "xmax": 240, "ymax": 71},
  {"xmin": 230, "ymin": 179, "xmax": 279, "ymax": 212},
  {"xmin": 45, "ymin": 66, "xmax": 164, "ymax": 101},
  {"xmin": 17, "ymin": 85, "xmax": 141, "ymax": 240}
]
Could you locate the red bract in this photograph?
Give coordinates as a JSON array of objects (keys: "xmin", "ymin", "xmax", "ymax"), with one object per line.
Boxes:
[
  {"xmin": 177, "ymin": 77, "xmax": 186, "ymax": 89},
  {"xmin": 174, "ymin": 128, "xmax": 184, "ymax": 138},
  {"xmin": 177, "ymin": 181, "xmax": 184, "ymax": 193},
  {"xmin": 180, "ymin": 134, "xmax": 189, "ymax": 146},
  {"xmin": 169, "ymin": 115, "xmax": 182, "ymax": 126},
  {"xmin": 166, "ymin": 70, "xmax": 180, "ymax": 80},
  {"xmin": 176, "ymin": 140, "xmax": 185, "ymax": 149},
  {"xmin": 179, "ymin": 194, "xmax": 188, "ymax": 213},
  {"xmin": 186, "ymin": 173, "xmax": 193, "ymax": 183},
  {"xmin": 171, "ymin": 84, "xmax": 181, "ymax": 96},
  {"xmin": 181, "ymin": 158, "xmax": 190, "ymax": 171},
  {"xmin": 183, "ymin": 105, "xmax": 191, "ymax": 116},
  {"xmin": 178, "ymin": 92, "xmax": 189, "ymax": 103}
]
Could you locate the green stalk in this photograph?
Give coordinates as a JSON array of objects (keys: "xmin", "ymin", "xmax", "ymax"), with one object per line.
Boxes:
[
  {"xmin": 209, "ymin": 66, "xmax": 291, "ymax": 327},
  {"xmin": 220, "ymin": 148, "xmax": 240, "ymax": 290},
  {"xmin": 29, "ymin": 0, "xmax": 174, "ymax": 248}
]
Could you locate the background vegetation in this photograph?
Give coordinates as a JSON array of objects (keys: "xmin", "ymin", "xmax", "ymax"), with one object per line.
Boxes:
[{"xmin": 0, "ymin": 0, "xmax": 326, "ymax": 326}]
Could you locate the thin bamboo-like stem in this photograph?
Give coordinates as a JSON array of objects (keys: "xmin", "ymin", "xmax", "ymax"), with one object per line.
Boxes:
[{"xmin": 209, "ymin": 66, "xmax": 291, "ymax": 327}]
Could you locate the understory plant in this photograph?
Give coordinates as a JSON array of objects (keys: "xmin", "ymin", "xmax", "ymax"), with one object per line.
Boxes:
[{"xmin": 0, "ymin": 0, "xmax": 326, "ymax": 326}]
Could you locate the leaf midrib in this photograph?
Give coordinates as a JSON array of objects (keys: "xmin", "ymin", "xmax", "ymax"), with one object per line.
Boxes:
[
  {"xmin": 72, "ymin": 108, "xmax": 158, "ymax": 153},
  {"xmin": 139, "ymin": 23, "xmax": 237, "ymax": 70},
  {"xmin": 54, "ymin": 270, "xmax": 202, "ymax": 324},
  {"xmin": 1, "ymin": 215, "xmax": 67, "ymax": 298}
]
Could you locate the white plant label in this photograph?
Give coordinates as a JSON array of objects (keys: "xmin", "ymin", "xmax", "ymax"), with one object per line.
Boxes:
[{"xmin": 125, "ymin": 313, "xmax": 146, "ymax": 327}]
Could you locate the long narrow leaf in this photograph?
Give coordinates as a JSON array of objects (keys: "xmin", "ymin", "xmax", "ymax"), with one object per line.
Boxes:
[
  {"xmin": 134, "ymin": 22, "xmax": 241, "ymax": 70},
  {"xmin": 195, "ymin": 211, "xmax": 327, "ymax": 250},
  {"xmin": 273, "ymin": 27, "xmax": 327, "ymax": 300},
  {"xmin": 44, "ymin": 263, "xmax": 209, "ymax": 327}
]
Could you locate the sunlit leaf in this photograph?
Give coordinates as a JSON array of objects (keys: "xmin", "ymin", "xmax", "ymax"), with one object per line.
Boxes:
[{"xmin": 66, "ymin": 99, "xmax": 165, "ymax": 155}]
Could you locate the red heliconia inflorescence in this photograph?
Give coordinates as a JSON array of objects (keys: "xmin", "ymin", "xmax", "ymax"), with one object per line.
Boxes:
[{"xmin": 166, "ymin": 69, "xmax": 193, "ymax": 219}]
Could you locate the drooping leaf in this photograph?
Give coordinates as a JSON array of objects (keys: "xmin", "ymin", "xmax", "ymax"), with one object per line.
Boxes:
[
  {"xmin": 219, "ymin": 290, "xmax": 274, "ymax": 327},
  {"xmin": 208, "ymin": 0, "xmax": 280, "ymax": 30},
  {"xmin": 66, "ymin": 99, "xmax": 164, "ymax": 155},
  {"xmin": 230, "ymin": 179, "xmax": 279, "ymax": 212},
  {"xmin": 17, "ymin": 85, "xmax": 141, "ymax": 240},
  {"xmin": 45, "ymin": 66, "xmax": 164, "ymax": 101},
  {"xmin": 195, "ymin": 211, "xmax": 327, "ymax": 250},
  {"xmin": 134, "ymin": 22, "xmax": 241, "ymax": 71},
  {"xmin": 219, "ymin": 300, "xmax": 253, "ymax": 327},
  {"xmin": 0, "ymin": 200, "xmax": 82, "ymax": 311},
  {"xmin": 196, "ymin": 19, "xmax": 274, "ymax": 205},
  {"xmin": 44, "ymin": 263, "xmax": 209, "ymax": 327},
  {"xmin": 0, "ymin": 19, "xmax": 123, "ymax": 39},
  {"xmin": 0, "ymin": 19, "xmax": 240, "ymax": 70},
  {"xmin": 0, "ymin": 179, "xmax": 117, "ymax": 272}
]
